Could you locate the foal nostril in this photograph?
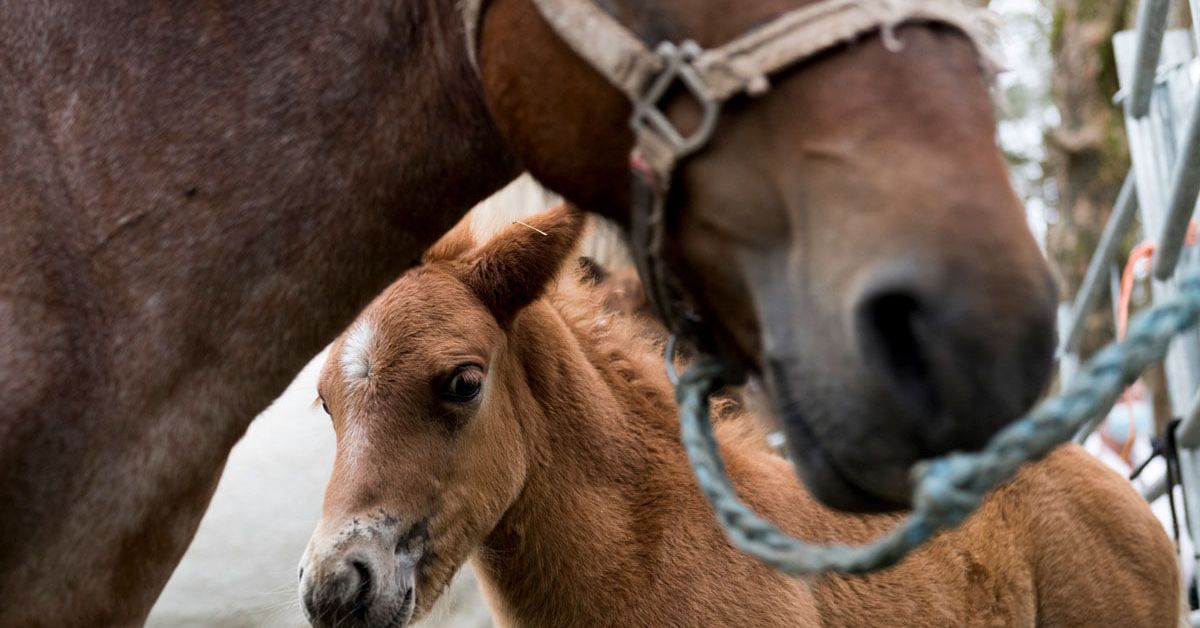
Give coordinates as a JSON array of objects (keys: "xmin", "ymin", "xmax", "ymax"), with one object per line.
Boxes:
[
  {"xmin": 349, "ymin": 559, "xmax": 374, "ymax": 612},
  {"xmin": 301, "ymin": 556, "xmax": 379, "ymax": 625},
  {"xmin": 854, "ymin": 288, "xmax": 941, "ymax": 419}
]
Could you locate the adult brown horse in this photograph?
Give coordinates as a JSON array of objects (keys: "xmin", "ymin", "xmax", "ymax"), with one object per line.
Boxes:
[
  {"xmin": 472, "ymin": 0, "xmax": 1057, "ymax": 509},
  {"xmin": 1, "ymin": 0, "xmax": 1053, "ymax": 625}
]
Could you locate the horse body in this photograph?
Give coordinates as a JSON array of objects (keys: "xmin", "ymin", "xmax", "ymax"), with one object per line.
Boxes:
[
  {"xmin": 0, "ymin": 2, "xmax": 515, "ymax": 624},
  {"xmin": 302, "ymin": 207, "xmax": 1179, "ymax": 628}
]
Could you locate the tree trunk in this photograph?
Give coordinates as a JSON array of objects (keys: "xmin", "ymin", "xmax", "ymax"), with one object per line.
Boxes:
[{"xmin": 1045, "ymin": 0, "xmax": 1132, "ymax": 358}]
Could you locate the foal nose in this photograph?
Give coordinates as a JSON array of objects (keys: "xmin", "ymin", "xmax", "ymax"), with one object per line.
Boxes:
[
  {"xmin": 852, "ymin": 262, "xmax": 1056, "ymax": 451},
  {"xmin": 301, "ymin": 554, "xmax": 378, "ymax": 624},
  {"xmin": 301, "ymin": 516, "xmax": 425, "ymax": 628}
]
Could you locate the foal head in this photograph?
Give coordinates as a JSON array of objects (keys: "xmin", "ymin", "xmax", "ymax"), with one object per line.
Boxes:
[
  {"xmin": 298, "ymin": 207, "xmax": 585, "ymax": 628},
  {"xmin": 476, "ymin": 0, "xmax": 1057, "ymax": 509}
]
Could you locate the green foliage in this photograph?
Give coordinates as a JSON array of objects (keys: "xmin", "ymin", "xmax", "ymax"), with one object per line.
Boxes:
[{"xmin": 1051, "ymin": 6, "xmax": 1065, "ymax": 51}]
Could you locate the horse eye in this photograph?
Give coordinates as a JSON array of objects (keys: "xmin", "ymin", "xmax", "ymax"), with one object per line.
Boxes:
[{"xmin": 443, "ymin": 367, "xmax": 483, "ymax": 402}]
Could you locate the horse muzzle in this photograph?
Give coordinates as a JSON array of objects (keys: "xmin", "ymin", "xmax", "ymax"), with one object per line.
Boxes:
[
  {"xmin": 848, "ymin": 259, "xmax": 1057, "ymax": 456},
  {"xmin": 760, "ymin": 377, "xmax": 914, "ymax": 511},
  {"xmin": 759, "ymin": 257, "xmax": 1057, "ymax": 512}
]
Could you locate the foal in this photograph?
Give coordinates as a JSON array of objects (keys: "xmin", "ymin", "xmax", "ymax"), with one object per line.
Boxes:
[{"xmin": 301, "ymin": 207, "xmax": 1179, "ymax": 628}]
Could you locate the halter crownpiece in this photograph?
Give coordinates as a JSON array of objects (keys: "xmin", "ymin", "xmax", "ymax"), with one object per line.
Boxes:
[{"xmin": 461, "ymin": 1, "xmax": 999, "ymax": 97}]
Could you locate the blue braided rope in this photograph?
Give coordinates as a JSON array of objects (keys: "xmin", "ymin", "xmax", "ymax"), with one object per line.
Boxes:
[{"xmin": 677, "ymin": 273, "xmax": 1200, "ymax": 575}]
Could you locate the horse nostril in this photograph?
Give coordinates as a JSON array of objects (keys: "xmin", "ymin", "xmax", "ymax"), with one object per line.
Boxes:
[
  {"xmin": 855, "ymin": 288, "xmax": 941, "ymax": 419},
  {"xmin": 400, "ymin": 583, "xmax": 415, "ymax": 614}
]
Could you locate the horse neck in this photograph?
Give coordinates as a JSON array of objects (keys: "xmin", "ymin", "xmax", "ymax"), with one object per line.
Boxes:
[
  {"xmin": 0, "ymin": 1, "xmax": 516, "ymax": 621},
  {"xmin": 513, "ymin": 294, "xmax": 682, "ymax": 474},
  {"xmin": 467, "ymin": 299, "xmax": 670, "ymax": 616},
  {"xmin": 470, "ymin": 297, "xmax": 816, "ymax": 626}
]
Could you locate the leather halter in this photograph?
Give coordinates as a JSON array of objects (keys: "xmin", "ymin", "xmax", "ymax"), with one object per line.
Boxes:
[{"xmin": 461, "ymin": 0, "xmax": 997, "ymax": 359}]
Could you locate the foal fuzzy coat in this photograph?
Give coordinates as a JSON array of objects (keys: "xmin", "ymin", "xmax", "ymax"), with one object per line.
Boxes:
[
  {"xmin": 314, "ymin": 207, "xmax": 1181, "ymax": 628},
  {"xmin": 480, "ymin": 279, "xmax": 1179, "ymax": 627}
]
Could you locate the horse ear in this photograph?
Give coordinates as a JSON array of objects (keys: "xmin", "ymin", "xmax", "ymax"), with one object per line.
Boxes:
[
  {"xmin": 424, "ymin": 212, "xmax": 478, "ymax": 263},
  {"xmin": 464, "ymin": 205, "xmax": 586, "ymax": 324}
]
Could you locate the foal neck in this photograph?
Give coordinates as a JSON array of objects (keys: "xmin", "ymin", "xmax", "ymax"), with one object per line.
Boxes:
[{"xmin": 470, "ymin": 297, "xmax": 817, "ymax": 627}]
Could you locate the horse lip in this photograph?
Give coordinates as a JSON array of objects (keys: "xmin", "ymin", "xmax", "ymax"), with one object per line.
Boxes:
[
  {"xmin": 779, "ymin": 403, "xmax": 910, "ymax": 513},
  {"xmin": 382, "ymin": 587, "xmax": 415, "ymax": 628}
]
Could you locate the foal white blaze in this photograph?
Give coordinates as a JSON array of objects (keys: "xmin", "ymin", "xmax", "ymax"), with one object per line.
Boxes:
[{"xmin": 339, "ymin": 320, "xmax": 376, "ymax": 381}]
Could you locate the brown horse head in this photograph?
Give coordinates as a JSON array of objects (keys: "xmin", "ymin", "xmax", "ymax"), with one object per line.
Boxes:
[
  {"xmin": 299, "ymin": 207, "xmax": 585, "ymax": 628},
  {"xmin": 475, "ymin": 0, "xmax": 1056, "ymax": 510}
]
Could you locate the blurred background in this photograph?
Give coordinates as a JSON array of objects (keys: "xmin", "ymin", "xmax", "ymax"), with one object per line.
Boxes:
[{"xmin": 147, "ymin": 2, "xmax": 1199, "ymax": 624}]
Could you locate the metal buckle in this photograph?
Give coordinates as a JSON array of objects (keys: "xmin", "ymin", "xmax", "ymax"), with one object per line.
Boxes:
[{"xmin": 631, "ymin": 41, "xmax": 721, "ymax": 158}]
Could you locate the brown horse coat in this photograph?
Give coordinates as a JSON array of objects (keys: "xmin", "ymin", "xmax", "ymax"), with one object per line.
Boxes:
[
  {"xmin": 0, "ymin": 2, "xmax": 516, "ymax": 624},
  {"xmin": 304, "ymin": 207, "xmax": 1180, "ymax": 628}
]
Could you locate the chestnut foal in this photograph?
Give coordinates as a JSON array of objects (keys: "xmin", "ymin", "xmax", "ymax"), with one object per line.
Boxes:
[{"xmin": 301, "ymin": 207, "xmax": 1180, "ymax": 628}]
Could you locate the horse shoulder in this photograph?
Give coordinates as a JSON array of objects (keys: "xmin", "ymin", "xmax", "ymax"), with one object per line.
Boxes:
[
  {"xmin": 999, "ymin": 444, "xmax": 1180, "ymax": 626},
  {"xmin": 722, "ymin": 437, "xmax": 1031, "ymax": 626}
]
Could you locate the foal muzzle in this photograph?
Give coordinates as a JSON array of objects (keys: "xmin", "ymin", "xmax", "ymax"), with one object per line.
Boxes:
[{"xmin": 299, "ymin": 521, "xmax": 422, "ymax": 628}]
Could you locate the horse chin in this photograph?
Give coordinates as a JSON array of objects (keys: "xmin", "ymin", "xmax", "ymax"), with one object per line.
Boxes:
[
  {"xmin": 408, "ymin": 550, "xmax": 464, "ymax": 625},
  {"xmin": 383, "ymin": 598, "xmax": 417, "ymax": 628},
  {"xmin": 777, "ymin": 404, "xmax": 912, "ymax": 513}
]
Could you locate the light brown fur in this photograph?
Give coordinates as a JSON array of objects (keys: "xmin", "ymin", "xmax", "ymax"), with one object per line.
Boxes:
[{"xmin": 303, "ymin": 206, "xmax": 1180, "ymax": 628}]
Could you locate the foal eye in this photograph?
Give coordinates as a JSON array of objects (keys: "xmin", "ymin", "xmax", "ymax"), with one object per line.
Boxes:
[{"xmin": 442, "ymin": 366, "xmax": 483, "ymax": 402}]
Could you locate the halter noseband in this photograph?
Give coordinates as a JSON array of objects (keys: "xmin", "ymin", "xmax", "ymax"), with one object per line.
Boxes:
[{"xmin": 461, "ymin": 0, "xmax": 997, "ymax": 355}]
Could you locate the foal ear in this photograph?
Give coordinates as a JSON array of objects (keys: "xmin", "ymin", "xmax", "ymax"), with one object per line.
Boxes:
[{"xmin": 464, "ymin": 205, "xmax": 586, "ymax": 324}]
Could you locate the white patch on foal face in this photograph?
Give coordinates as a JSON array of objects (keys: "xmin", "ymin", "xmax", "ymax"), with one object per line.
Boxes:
[{"xmin": 340, "ymin": 319, "xmax": 375, "ymax": 381}]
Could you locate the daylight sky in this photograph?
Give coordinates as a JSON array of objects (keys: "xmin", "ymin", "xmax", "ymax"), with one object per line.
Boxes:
[{"xmin": 991, "ymin": 0, "xmax": 1054, "ymax": 247}]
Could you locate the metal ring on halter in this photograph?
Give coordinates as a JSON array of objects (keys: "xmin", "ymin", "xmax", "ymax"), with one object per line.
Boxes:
[
  {"xmin": 664, "ymin": 334, "xmax": 681, "ymax": 386},
  {"xmin": 631, "ymin": 41, "xmax": 722, "ymax": 158}
]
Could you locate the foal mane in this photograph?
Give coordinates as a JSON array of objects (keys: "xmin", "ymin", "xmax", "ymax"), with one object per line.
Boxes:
[
  {"xmin": 546, "ymin": 273, "xmax": 680, "ymax": 419},
  {"xmin": 545, "ymin": 256, "xmax": 760, "ymax": 443}
]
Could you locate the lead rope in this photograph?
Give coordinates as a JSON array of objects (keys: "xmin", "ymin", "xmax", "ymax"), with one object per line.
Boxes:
[{"xmin": 674, "ymin": 273, "xmax": 1200, "ymax": 574}]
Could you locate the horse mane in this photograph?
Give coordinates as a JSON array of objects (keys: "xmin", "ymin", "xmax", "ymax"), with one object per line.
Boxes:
[
  {"xmin": 542, "ymin": 258, "xmax": 773, "ymax": 453},
  {"xmin": 544, "ymin": 268, "xmax": 680, "ymax": 420}
]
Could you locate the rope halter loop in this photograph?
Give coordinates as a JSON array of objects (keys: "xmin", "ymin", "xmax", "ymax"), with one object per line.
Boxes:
[{"xmin": 676, "ymin": 273, "xmax": 1200, "ymax": 575}]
